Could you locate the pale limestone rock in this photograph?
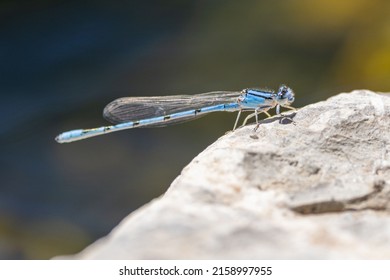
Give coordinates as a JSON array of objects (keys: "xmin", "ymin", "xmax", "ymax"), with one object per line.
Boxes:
[{"xmin": 58, "ymin": 90, "xmax": 390, "ymax": 259}]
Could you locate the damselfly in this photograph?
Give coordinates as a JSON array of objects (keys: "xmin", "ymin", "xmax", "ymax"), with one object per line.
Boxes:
[{"xmin": 55, "ymin": 85, "xmax": 295, "ymax": 143}]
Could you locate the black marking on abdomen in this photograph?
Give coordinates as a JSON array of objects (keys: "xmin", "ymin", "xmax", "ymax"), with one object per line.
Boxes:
[
  {"xmin": 133, "ymin": 121, "xmax": 140, "ymax": 126},
  {"xmin": 195, "ymin": 109, "xmax": 201, "ymax": 115},
  {"xmin": 164, "ymin": 115, "xmax": 171, "ymax": 120}
]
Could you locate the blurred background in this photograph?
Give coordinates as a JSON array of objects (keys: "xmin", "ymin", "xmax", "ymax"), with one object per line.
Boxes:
[{"xmin": 1, "ymin": 0, "xmax": 390, "ymax": 259}]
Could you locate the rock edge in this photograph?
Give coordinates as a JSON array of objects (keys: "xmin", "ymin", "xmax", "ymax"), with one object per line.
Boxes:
[{"xmin": 57, "ymin": 90, "xmax": 390, "ymax": 259}]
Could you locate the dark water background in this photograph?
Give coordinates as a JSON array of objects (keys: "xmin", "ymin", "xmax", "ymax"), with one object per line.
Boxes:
[{"xmin": 1, "ymin": 0, "xmax": 390, "ymax": 259}]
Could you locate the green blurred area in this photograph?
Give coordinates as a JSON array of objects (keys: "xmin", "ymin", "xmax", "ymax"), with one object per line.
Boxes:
[
  {"xmin": 1, "ymin": 0, "xmax": 390, "ymax": 259},
  {"xmin": 106, "ymin": 0, "xmax": 390, "ymax": 100}
]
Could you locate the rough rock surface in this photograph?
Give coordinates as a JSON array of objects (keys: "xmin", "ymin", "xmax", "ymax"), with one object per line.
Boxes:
[{"xmin": 60, "ymin": 90, "xmax": 390, "ymax": 259}]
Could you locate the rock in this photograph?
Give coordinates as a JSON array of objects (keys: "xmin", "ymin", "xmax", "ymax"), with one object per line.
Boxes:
[{"xmin": 59, "ymin": 90, "xmax": 390, "ymax": 259}]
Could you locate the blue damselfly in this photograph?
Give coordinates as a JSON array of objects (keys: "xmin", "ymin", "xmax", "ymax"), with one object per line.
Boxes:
[{"xmin": 55, "ymin": 85, "xmax": 295, "ymax": 143}]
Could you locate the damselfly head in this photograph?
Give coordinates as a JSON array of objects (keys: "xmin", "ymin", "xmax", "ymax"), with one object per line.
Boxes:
[{"xmin": 276, "ymin": 85, "xmax": 294, "ymax": 105}]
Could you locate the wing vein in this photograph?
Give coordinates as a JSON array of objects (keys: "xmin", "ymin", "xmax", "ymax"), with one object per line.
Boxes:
[{"xmin": 103, "ymin": 91, "xmax": 241, "ymax": 127}]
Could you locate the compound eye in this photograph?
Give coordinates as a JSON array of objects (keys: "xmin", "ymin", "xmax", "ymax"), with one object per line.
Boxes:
[
  {"xmin": 278, "ymin": 85, "xmax": 288, "ymax": 97},
  {"xmin": 288, "ymin": 96, "xmax": 295, "ymax": 102}
]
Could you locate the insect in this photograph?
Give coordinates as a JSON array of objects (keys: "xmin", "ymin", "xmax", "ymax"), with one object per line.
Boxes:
[{"xmin": 55, "ymin": 85, "xmax": 295, "ymax": 143}]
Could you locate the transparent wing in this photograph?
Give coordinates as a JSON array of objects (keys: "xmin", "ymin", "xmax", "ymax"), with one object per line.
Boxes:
[{"xmin": 103, "ymin": 91, "xmax": 241, "ymax": 127}]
